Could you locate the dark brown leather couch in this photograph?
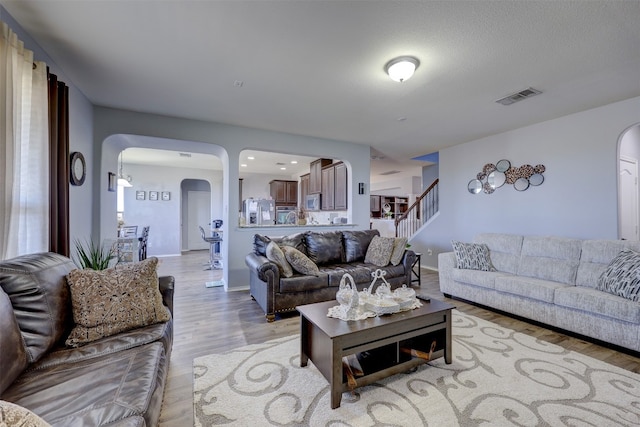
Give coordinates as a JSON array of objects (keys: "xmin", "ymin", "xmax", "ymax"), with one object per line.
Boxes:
[
  {"xmin": 0, "ymin": 252, "xmax": 173, "ymax": 427},
  {"xmin": 246, "ymin": 229, "xmax": 416, "ymax": 321}
]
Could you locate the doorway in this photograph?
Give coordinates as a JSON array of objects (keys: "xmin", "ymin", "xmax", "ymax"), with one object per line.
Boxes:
[
  {"xmin": 181, "ymin": 179, "xmax": 213, "ymax": 251},
  {"xmin": 618, "ymin": 123, "xmax": 640, "ymax": 240}
]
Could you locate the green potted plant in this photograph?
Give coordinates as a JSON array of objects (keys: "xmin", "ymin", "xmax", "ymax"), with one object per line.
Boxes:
[{"xmin": 73, "ymin": 238, "xmax": 116, "ymax": 270}]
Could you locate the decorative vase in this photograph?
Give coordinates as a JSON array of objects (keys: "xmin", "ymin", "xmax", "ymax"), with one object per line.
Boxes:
[{"xmin": 298, "ymin": 218, "xmax": 307, "ymax": 225}]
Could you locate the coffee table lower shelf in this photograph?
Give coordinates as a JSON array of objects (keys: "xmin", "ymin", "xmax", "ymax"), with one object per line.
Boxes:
[{"xmin": 297, "ymin": 299, "xmax": 454, "ymax": 409}]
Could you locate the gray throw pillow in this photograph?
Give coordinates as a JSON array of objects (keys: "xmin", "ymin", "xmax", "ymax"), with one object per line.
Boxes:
[
  {"xmin": 282, "ymin": 246, "xmax": 320, "ymax": 276},
  {"xmin": 364, "ymin": 235, "xmax": 395, "ymax": 267},
  {"xmin": 451, "ymin": 240, "xmax": 495, "ymax": 271},
  {"xmin": 596, "ymin": 249, "xmax": 640, "ymax": 301},
  {"xmin": 390, "ymin": 237, "xmax": 408, "ymax": 266},
  {"xmin": 265, "ymin": 241, "xmax": 293, "ymax": 278}
]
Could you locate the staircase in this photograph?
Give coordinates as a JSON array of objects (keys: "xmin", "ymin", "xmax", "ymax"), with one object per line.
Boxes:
[{"xmin": 394, "ymin": 179, "xmax": 439, "ymax": 239}]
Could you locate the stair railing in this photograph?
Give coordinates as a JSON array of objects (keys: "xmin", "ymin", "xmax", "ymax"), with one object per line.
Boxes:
[{"xmin": 394, "ymin": 179, "xmax": 439, "ymax": 239}]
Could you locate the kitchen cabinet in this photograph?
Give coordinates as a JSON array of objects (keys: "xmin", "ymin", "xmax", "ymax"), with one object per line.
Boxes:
[
  {"xmin": 299, "ymin": 174, "xmax": 310, "ymax": 206},
  {"xmin": 321, "ymin": 162, "xmax": 347, "ymax": 211},
  {"xmin": 370, "ymin": 195, "xmax": 381, "ymax": 214},
  {"xmin": 270, "ymin": 180, "xmax": 298, "ymax": 205},
  {"xmin": 309, "ymin": 158, "xmax": 332, "ymax": 194}
]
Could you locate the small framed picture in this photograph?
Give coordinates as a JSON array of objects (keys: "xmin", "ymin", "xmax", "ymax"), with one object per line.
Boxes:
[
  {"xmin": 161, "ymin": 191, "xmax": 171, "ymax": 201},
  {"xmin": 136, "ymin": 190, "xmax": 146, "ymax": 200},
  {"xmin": 149, "ymin": 191, "xmax": 159, "ymax": 201},
  {"xmin": 108, "ymin": 172, "xmax": 116, "ymax": 192}
]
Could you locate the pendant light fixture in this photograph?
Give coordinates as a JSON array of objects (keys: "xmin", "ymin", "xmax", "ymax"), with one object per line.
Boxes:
[
  {"xmin": 118, "ymin": 151, "xmax": 132, "ymax": 187},
  {"xmin": 385, "ymin": 56, "xmax": 420, "ymax": 82}
]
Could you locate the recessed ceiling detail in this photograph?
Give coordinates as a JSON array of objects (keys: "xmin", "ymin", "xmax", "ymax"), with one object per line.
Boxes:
[{"xmin": 495, "ymin": 87, "xmax": 542, "ymax": 106}]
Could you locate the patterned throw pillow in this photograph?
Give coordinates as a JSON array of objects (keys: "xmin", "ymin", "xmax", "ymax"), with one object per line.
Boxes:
[
  {"xmin": 596, "ymin": 249, "xmax": 640, "ymax": 301},
  {"xmin": 451, "ymin": 241, "xmax": 496, "ymax": 271},
  {"xmin": 65, "ymin": 257, "xmax": 171, "ymax": 347},
  {"xmin": 0, "ymin": 400, "xmax": 51, "ymax": 427},
  {"xmin": 364, "ymin": 235, "xmax": 395, "ymax": 267},
  {"xmin": 282, "ymin": 246, "xmax": 320, "ymax": 276},
  {"xmin": 265, "ymin": 241, "xmax": 293, "ymax": 278},
  {"xmin": 389, "ymin": 237, "xmax": 408, "ymax": 266}
]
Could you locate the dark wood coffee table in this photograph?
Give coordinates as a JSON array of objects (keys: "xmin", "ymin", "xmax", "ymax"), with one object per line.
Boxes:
[{"xmin": 297, "ymin": 299, "xmax": 455, "ymax": 409}]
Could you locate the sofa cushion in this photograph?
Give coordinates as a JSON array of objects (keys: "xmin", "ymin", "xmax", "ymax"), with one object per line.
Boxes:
[
  {"xmin": 0, "ymin": 291, "xmax": 29, "ymax": 395},
  {"xmin": 272, "ymin": 233, "xmax": 307, "ymax": 254},
  {"xmin": 390, "ymin": 237, "xmax": 408, "ymax": 266},
  {"xmin": 253, "ymin": 234, "xmax": 272, "ymax": 256},
  {"xmin": 282, "ymin": 246, "xmax": 320, "ymax": 276},
  {"xmin": 474, "ymin": 233, "xmax": 523, "ymax": 274},
  {"xmin": 3, "ymin": 342, "xmax": 167, "ymax": 427},
  {"xmin": 65, "ymin": 257, "xmax": 171, "ymax": 347},
  {"xmin": 451, "ymin": 269, "xmax": 509, "ymax": 290},
  {"xmin": 322, "ymin": 264, "xmax": 374, "ymax": 288},
  {"xmin": 305, "ymin": 231, "xmax": 344, "ymax": 265},
  {"xmin": 576, "ymin": 239, "xmax": 640, "ymax": 288},
  {"xmin": 596, "ymin": 249, "xmax": 640, "ymax": 301},
  {"xmin": 0, "ymin": 400, "xmax": 51, "ymax": 427},
  {"xmin": 0, "ymin": 252, "xmax": 76, "ymax": 364},
  {"xmin": 517, "ymin": 236, "xmax": 582, "ymax": 285},
  {"xmin": 495, "ymin": 275, "xmax": 572, "ymax": 303},
  {"xmin": 555, "ymin": 286, "xmax": 640, "ymax": 324},
  {"xmin": 265, "ymin": 241, "xmax": 293, "ymax": 278},
  {"xmin": 452, "ymin": 241, "xmax": 495, "ymax": 271},
  {"xmin": 278, "ymin": 274, "xmax": 328, "ymax": 293},
  {"xmin": 365, "ymin": 236, "xmax": 395, "ymax": 267},
  {"xmin": 342, "ymin": 229, "xmax": 379, "ymax": 263}
]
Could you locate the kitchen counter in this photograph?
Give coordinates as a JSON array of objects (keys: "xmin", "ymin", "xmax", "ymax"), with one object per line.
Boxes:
[{"xmin": 238, "ymin": 223, "xmax": 358, "ymax": 229}]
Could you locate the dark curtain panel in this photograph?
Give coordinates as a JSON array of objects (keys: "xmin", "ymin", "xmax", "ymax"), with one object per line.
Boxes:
[{"xmin": 48, "ymin": 71, "xmax": 70, "ymax": 256}]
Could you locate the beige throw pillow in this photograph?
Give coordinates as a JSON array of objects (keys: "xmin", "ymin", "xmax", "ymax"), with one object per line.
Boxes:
[
  {"xmin": 0, "ymin": 400, "xmax": 51, "ymax": 427},
  {"xmin": 65, "ymin": 257, "xmax": 170, "ymax": 347},
  {"xmin": 282, "ymin": 246, "xmax": 320, "ymax": 276},
  {"xmin": 365, "ymin": 235, "xmax": 395, "ymax": 267},
  {"xmin": 265, "ymin": 241, "xmax": 293, "ymax": 278},
  {"xmin": 390, "ymin": 237, "xmax": 408, "ymax": 266}
]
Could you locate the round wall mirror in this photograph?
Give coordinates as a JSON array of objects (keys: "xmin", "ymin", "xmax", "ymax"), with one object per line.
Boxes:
[
  {"xmin": 496, "ymin": 159, "xmax": 511, "ymax": 172},
  {"xmin": 514, "ymin": 177, "xmax": 530, "ymax": 191},
  {"xmin": 487, "ymin": 171, "xmax": 506, "ymax": 189},
  {"xmin": 468, "ymin": 179, "xmax": 483, "ymax": 194},
  {"xmin": 529, "ymin": 173, "xmax": 544, "ymax": 186}
]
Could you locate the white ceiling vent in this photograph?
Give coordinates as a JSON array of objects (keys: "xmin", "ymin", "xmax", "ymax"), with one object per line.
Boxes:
[
  {"xmin": 495, "ymin": 87, "xmax": 542, "ymax": 106},
  {"xmin": 178, "ymin": 152, "xmax": 192, "ymax": 157},
  {"xmin": 379, "ymin": 170, "xmax": 401, "ymax": 176}
]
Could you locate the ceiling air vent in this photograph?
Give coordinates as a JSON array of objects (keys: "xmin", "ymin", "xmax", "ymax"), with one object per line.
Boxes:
[
  {"xmin": 178, "ymin": 152, "xmax": 192, "ymax": 157},
  {"xmin": 379, "ymin": 170, "xmax": 401, "ymax": 176},
  {"xmin": 495, "ymin": 87, "xmax": 542, "ymax": 106}
]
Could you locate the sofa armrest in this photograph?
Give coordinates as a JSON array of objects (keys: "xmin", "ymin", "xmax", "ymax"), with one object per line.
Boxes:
[
  {"xmin": 437, "ymin": 252, "xmax": 457, "ymax": 295},
  {"xmin": 401, "ymin": 249, "xmax": 417, "ymax": 285},
  {"xmin": 158, "ymin": 275, "xmax": 175, "ymax": 315},
  {"xmin": 245, "ymin": 253, "xmax": 280, "ymax": 283}
]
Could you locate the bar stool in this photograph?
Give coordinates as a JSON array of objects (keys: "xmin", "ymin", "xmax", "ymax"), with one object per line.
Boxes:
[{"xmin": 199, "ymin": 226, "xmax": 222, "ymax": 270}]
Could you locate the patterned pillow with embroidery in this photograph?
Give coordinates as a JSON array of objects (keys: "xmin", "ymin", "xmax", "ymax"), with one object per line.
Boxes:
[
  {"xmin": 0, "ymin": 401, "xmax": 51, "ymax": 427},
  {"xmin": 266, "ymin": 241, "xmax": 293, "ymax": 278},
  {"xmin": 364, "ymin": 235, "xmax": 395, "ymax": 267},
  {"xmin": 596, "ymin": 249, "xmax": 640, "ymax": 302},
  {"xmin": 389, "ymin": 237, "xmax": 408, "ymax": 266},
  {"xmin": 282, "ymin": 246, "xmax": 320, "ymax": 276},
  {"xmin": 451, "ymin": 241, "xmax": 496, "ymax": 271},
  {"xmin": 65, "ymin": 257, "xmax": 171, "ymax": 347}
]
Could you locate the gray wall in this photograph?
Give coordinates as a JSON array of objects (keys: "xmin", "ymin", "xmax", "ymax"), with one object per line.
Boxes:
[{"xmin": 411, "ymin": 96, "xmax": 640, "ymax": 268}]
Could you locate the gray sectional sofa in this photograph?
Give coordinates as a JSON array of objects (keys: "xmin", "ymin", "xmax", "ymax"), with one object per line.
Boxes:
[{"xmin": 438, "ymin": 233, "xmax": 640, "ymax": 353}]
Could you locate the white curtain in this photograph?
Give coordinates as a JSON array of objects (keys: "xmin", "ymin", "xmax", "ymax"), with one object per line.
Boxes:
[{"xmin": 0, "ymin": 22, "xmax": 49, "ymax": 259}]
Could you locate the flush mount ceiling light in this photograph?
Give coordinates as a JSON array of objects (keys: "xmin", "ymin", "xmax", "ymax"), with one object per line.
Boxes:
[{"xmin": 385, "ymin": 56, "xmax": 419, "ymax": 82}]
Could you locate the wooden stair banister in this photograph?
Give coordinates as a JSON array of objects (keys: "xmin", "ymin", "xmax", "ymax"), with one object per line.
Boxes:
[{"xmin": 395, "ymin": 178, "xmax": 439, "ymax": 239}]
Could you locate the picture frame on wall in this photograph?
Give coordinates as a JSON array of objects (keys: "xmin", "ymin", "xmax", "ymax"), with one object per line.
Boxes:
[
  {"xmin": 136, "ymin": 190, "xmax": 146, "ymax": 200},
  {"xmin": 162, "ymin": 191, "xmax": 171, "ymax": 201},
  {"xmin": 108, "ymin": 172, "xmax": 116, "ymax": 192},
  {"xmin": 149, "ymin": 191, "xmax": 159, "ymax": 201}
]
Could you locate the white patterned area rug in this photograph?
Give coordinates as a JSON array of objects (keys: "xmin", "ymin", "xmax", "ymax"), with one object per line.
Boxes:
[{"xmin": 193, "ymin": 310, "xmax": 640, "ymax": 426}]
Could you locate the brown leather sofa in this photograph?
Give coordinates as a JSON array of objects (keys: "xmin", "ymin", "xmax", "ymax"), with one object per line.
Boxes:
[
  {"xmin": 0, "ymin": 252, "xmax": 174, "ymax": 427},
  {"xmin": 246, "ymin": 229, "xmax": 416, "ymax": 321}
]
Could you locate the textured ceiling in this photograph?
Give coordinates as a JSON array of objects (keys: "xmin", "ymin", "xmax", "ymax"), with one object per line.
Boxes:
[{"xmin": 2, "ymin": 0, "xmax": 639, "ymax": 180}]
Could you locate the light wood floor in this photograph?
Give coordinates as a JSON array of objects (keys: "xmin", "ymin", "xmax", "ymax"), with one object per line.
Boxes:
[{"xmin": 156, "ymin": 250, "xmax": 640, "ymax": 426}]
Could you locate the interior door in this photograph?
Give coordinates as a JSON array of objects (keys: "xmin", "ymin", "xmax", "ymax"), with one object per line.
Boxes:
[
  {"xmin": 619, "ymin": 156, "xmax": 639, "ymax": 240},
  {"xmin": 187, "ymin": 190, "xmax": 211, "ymax": 250}
]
